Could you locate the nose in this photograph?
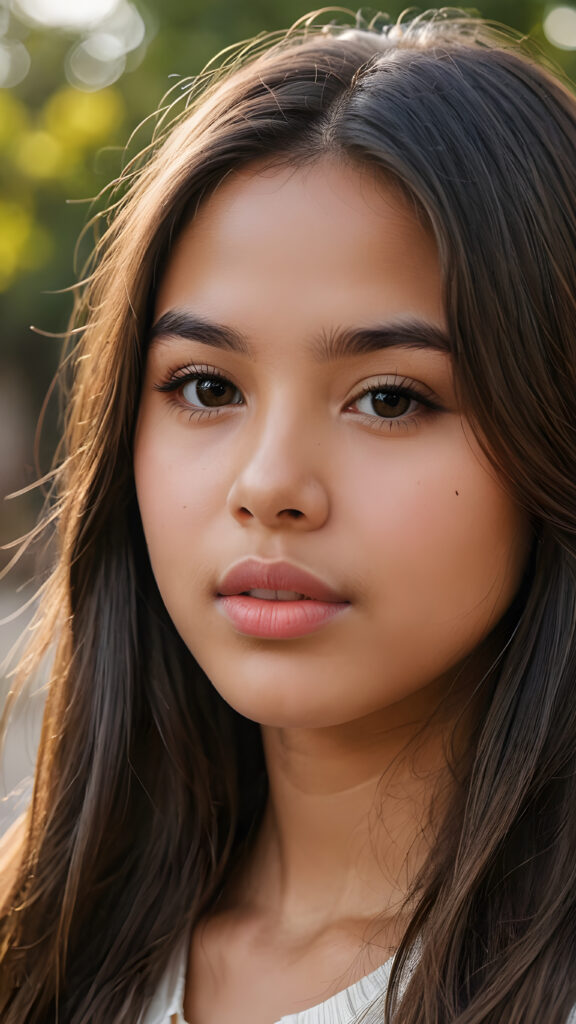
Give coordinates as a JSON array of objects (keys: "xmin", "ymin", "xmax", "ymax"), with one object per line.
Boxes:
[{"xmin": 226, "ymin": 413, "xmax": 330, "ymax": 531}]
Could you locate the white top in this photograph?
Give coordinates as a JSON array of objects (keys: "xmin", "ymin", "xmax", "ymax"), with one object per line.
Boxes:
[
  {"xmin": 140, "ymin": 942, "xmax": 576, "ymax": 1024},
  {"xmin": 140, "ymin": 945, "xmax": 396, "ymax": 1024}
]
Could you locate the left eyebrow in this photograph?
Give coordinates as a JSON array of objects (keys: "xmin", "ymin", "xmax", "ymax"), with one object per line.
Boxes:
[
  {"xmin": 315, "ymin": 321, "xmax": 451, "ymax": 360},
  {"xmin": 149, "ymin": 309, "xmax": 451, "ymax": 361}
]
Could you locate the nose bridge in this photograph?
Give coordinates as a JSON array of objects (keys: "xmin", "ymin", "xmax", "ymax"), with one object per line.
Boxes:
[{"xmin": 227, "ymin": 391, "xmax": 329, "ymax": 529}]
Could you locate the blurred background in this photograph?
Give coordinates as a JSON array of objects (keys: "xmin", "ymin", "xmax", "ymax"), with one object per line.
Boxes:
[{"xmin": 1, "ymin": 0, "xmax": 576, "ymax": 826}]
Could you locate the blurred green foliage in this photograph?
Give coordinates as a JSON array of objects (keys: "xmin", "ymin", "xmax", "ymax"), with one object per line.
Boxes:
[{"xmin": 0, "ymin": 0, "xmax": 574, "ymax": 553}]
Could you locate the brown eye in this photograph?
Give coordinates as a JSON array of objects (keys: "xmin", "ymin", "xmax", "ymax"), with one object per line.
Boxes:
[
  {"xmin": 181, "ymin": 376, "xmax": 242, "ymax": 408},
  {"xmin": 369, "ymin": 389, "xmax": 412, "ymax": 418}
]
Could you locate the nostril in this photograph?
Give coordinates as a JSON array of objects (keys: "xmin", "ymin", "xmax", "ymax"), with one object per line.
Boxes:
[{"xmin": 234, "ymin": 505, "xmax": 307, "ymax": 522}]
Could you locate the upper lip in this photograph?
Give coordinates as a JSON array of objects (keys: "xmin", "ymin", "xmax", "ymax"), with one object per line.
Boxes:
[{"xmin": 217, "ymin": 558, "xmax": 349, "ymax": 602}]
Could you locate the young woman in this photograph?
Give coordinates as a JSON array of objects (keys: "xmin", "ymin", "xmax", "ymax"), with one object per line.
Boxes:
[{"xmin": 1, "ymin": 8, "xmax": 575, "ymax": 1023}]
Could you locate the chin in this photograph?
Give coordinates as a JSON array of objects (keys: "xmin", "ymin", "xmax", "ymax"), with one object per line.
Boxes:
[
  {"xmin": 205, "ymin": 672, "xmax": 357, "ymax": 730},
  {"xmin": 203, "ymin": 668, "xmax": 413, "ymax": 731}
]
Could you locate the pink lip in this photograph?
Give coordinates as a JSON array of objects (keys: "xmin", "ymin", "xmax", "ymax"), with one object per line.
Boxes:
[
  {"xmin": 217, "ymin": 558, "xmax": 347, "ymax": 602},
  {"xmin": 216, "ymin": 558, "xmax": 351, "ymax": 639}
]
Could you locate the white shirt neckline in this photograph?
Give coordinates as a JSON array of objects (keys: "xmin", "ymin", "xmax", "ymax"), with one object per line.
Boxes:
[{"xmin": 141, "ymin": 942, "xmax": 395, "ymax": 1024}]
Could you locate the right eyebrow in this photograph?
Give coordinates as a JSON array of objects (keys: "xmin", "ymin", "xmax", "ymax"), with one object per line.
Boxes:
[{"xmin": 149, "ymin": 310, "xmax": 251, "ymax": 355}]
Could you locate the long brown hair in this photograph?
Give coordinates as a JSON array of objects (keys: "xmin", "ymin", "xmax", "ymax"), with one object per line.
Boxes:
[{"xmin": 1, "ymin": 9, "xmax": 576, "ymax": 1022}]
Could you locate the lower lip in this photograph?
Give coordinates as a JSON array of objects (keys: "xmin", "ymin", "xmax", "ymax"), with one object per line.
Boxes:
[{"xmin": 217, "ymin": 595, "xmax": 350, "ymax": 639}]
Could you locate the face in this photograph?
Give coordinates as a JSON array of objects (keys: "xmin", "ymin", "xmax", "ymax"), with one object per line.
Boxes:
[{"xmin": 134, "ymin": 158, "xmax": 531, "ymax": 729}]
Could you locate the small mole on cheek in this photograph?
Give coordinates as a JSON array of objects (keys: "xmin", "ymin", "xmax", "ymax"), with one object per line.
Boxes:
[{"xmin": 455, "ymin": 491, "xmax": 459, "ymax": 496}]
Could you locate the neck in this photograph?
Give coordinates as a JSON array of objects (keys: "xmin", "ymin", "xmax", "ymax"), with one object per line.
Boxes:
[{"xmin": 237, "ymin": 683, "xmax": 463, "ymax": 941}]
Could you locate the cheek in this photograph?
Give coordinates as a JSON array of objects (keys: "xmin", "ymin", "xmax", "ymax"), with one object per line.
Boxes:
[
  {"xmin": 346, "ymin": 429, "xmax": 530, "ymax": 632},
  {"xmin": 133, "ymin": 420, "xmax": 222, "ymax": 579}
]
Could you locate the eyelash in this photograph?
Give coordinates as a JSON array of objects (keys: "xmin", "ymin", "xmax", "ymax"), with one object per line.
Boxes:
[
  {"xmin": 154, "ymin": 363, "xmax": 242, "ymax": 423},
  {"xmin": 153, "ymin": 362, "xmax": 443, "ymax": 432}
]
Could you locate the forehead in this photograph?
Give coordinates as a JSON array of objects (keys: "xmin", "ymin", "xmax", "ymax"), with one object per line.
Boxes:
[{"xmin": 153, "ymin": 157, "xmax": 445, "ymax": 348}]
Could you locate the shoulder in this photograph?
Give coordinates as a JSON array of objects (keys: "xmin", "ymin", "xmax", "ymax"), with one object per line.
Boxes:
[{"xmin": 0, "ymin": 813, "xmax": 27, "ymax": 907}]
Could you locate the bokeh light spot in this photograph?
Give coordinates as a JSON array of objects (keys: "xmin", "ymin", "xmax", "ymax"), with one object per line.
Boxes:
[
  {"xmin": 543, "ymin": 4, "xmax": 576, "ymax": 49},
  {"xmin": 84, "ymin": 32, "xmax": 125, "ymax": 62},
  {"xmin": 15, "ymin": 130, "xmax": 64, "ymax": 179},
  {"xmin": 43, "ymin": 87, "xmax": 124, "ymax": 147},
  {"xmin": 65, "ymin": 40, "xmax": 125, "ymax": 91},
  {"xmin": 98, "ymin": 1, "xmax": 145, "ymax": 54},
  {"xmin": 0, "ymin": 90, "xmax": 28, "ymax": 143},
  {"xmin": 12, "ymin": 0, "xmax": 120, "ymax": 31},
  {"xmin": 0, "ymin": 5, "xmax": 10, "ymax": 35},
  {"xmin": 0, "ymin": 37, "xmax": 30, "ymax": 87}
]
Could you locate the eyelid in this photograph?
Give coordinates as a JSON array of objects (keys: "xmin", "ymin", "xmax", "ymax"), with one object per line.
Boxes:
[
  {"xmin": 345, "ymin": 374, "xmax": 442, "ymax": 409},
  {"xmin": 153, "ymin": 362, "xmax": 242, "ymax": 391}
]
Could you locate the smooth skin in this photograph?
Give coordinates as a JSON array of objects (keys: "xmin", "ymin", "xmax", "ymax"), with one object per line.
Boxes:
[{"xmin": 134, "ymin": 158, "xmax": 532, "ymax": 1023}]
